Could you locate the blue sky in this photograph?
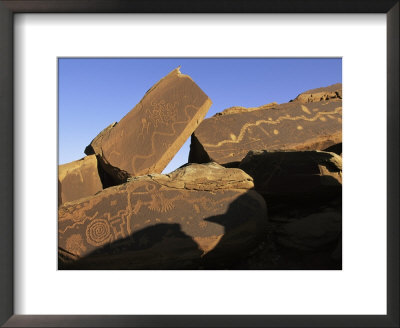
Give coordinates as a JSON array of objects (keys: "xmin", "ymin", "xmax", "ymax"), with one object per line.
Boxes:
[{"xmin": 58, "ymin": 58, "xmax": 342, "ymax": 173}]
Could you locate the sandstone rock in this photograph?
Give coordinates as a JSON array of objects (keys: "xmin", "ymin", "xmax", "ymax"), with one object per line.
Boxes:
[
  {"xmin": 84, "ymin": 122, "xmax": 117, "ymax": 156},
  {"xmin": 214, "ymin": 102, "xmax": 278, "ymax": 116},
  {"xmin": 189, "ymin": 95, "xmax": 342, "ymax": 165},
  {"xmin": 58, "ymin": 155, "xmax": 103, "ymax": 206},
  {"xmin": 58, "ymin": 163, "xmax": 266, "ymax": 269},
  {"xmin": 275, "ymin": 211, "xmax": 342, "ymax": 251},
  {"xmin": 292, "ymin": 83, "xmax": 342, "ymax": 103},
  {"xmin": 238, "ymin": 150, "xmax": 342, "ymax": 210},
  {"xmin": 85, "ymin": 67, "xmax": 212, "ymax": 183},
  {"xmin": 128, "ymin": 161, "xmax": 254, "ymax": 191}
]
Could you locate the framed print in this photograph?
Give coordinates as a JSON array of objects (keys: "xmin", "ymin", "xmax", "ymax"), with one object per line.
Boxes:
[{"xmin": 0, "ymin": 1, "xmax": 398, "ymax": 327}]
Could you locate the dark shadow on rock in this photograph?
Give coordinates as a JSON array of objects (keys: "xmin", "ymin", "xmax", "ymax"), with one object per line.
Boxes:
[
  {"xmin": 59, "ymin": 189, "xmax": 341, "ymax": 270},
  {"xmin": 58, "ymin": 180, "xmax": 62, "ymax": 207},
  {"xmin": 274, "ymin": 238, "xmax": 342, "ymax": 270},
  {"xmin": 323, "ymin": 142, "xmax": 342, "ymax": 155},
  {"xmin": 221, "ymin": 161, "xmax": 241, "ymax": 169},
  {"xmin": 59, "ymin": 191, "xmax": 267, "ymax": 270},
  {"xmin": 200, "ymin": 191, "xmax": 267, "ymax": 269},
  {"xmin": 95, "ymin": 155, "xmax": 122, "ymax": 189},
  {"xmin": 238, "ymin": 151, "xmax": 342, "ymax": 216},
  {"xmin": 230, "ymin": 209, "xmax": 342, "ymax": 270},
  {"xmin": 59, "ymin": 223, "xmax": 203, "ymax": 270},
  {"xmin": 188, "ymin": 133, "xmax": 212, "ymax": 164}
]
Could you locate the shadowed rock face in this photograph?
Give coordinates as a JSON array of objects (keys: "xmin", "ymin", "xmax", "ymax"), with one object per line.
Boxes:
[
  {"xmin": 58, "ymin": 162, "xmax": 266, "ymax": 269},
  {"xmin": 275, "ymin": 211, "xmax": 342, "ymax": 251},
  {"xmin": 85, "ymin": 67, "xmax": 212, "ymax": 183},
  {"xmin": 226, "ymin": 149, "xmax": 343, "ymax": 270},
  {"xmin": 238, "ymin": 150, "xmax": 342, "ymax": 210},
  {"xmin": 292, "ymin": 83, "xmax": 342, "ymax": 103},
  {"xmin": 58, "ymin": 155, "xmax": 103, "ymax": 206},
  {"xmin": 189, "ymin": 94, "xmax": 342, "ymax": 165}
]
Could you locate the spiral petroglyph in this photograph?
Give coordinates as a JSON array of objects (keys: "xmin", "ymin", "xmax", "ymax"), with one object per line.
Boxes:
[{"xmin": 86, "ymin": 218, "xmax": 112, "ymax": 246}]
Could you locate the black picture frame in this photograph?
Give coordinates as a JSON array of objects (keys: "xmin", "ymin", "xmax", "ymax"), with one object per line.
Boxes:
[{"xmin": 0, "ymin": 1, "xmax": 398, "ymax": 327}]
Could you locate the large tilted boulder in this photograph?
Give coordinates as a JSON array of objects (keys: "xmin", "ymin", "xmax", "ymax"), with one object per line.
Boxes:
[
  {"xmin": 58, "ymin": 155, "xmax": 103, "ymax": 206},
  {"xmin": 58, "ymin": 162, "xmax": 266, "ymax": 269},
  {"xmin": 84, "ymin": 67, "xmax": 212, "ymax": 184},
  {"xmin": 84, "ymin": 122, "xmax": 117, "ymax": 156},
  {"xmin": 189, "ymin": 84, "xmax": 342, "ymax": 165},
  {"xmin": 238, "ymin": 150, "xmax": 342, "ymax": 210}
]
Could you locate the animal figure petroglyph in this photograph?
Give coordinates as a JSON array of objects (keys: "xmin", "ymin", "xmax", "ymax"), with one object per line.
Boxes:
[
  {"xmin": 59, "ymin": 177, "xmax": 252, "ymax": 261},
  {"xmin": 130, "ymin": 103, "xmax": 199, "ymax": 176}
]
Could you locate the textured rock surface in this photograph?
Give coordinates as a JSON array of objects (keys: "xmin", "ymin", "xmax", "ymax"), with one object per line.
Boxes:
[
  {"xmin": 85, "ymin": 67, "xmax": 212, "ymax": 183},
  {"xmin": 58, "ymin": 163, "xmax": 266, "ymax": 269},
  {"xmin": 275, "ymin": 211, "xmax": 341, "ymax": 251},
  {"xmin": 292, "ymin": 83, "xmax": 342, "ymax": 103},
  {"xmin": 189, "ymin": 92, "xmax": 342, "ymax": 165},
  {"xmin": 228, "ymin": 150, "xmax": 342, "ymax": 269},
  {"xmin": 58, "ymin": 155, "xmax": 103, "ymax": 206},
  {"xmin": 128, "ymin": 162, "xmax": 254, "ymax": 191},
  {"xmin": 214, "ymin": 102, "xmax": 278, "ymax": 116},
  {"xmin": 231, "ymin": 200, "xmax": 342, "ymax": 270},
  {"xmin": 238, "ymin": 150, "xmax": 342, "ymax": 210},
  {"xmin": 84, "ymin": 122, "xmax": 117, "ymax": 156}
]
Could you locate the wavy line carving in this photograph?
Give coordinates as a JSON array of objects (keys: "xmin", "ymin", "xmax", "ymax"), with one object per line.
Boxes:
[{"xmin": 202, "ymin": 107, "xmax": 342, "ymax": 148}]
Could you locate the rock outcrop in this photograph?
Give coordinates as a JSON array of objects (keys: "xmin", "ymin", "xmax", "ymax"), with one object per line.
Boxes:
[
  {"xmin": 275, "ymin": 210, "xmax": 341, "ymax": 251},
  {"xmin": 85, "ymin": 67, "xmax": 212, "ymax": 183},
  {"xmin": 189, "ymin": 86, "xmax": 342, "ymax": 165},
  {"xmin": 59, "ymin": 75, "xmax": 343, "ymax": 270},
  {"xmin": 214, "ymin": 102, "xmax": 278, "ymax": 116},
  {"xmin": 58, "ymin": 163, "xmax": 266, "ymax": 269},
  {"xmin": 58, "ymin": 155, "xmax": 103, "ymax": 206},
  {"xmin": 238, "ymin": 150, "xmax": 342, "ymax": 210},
  {"xmin": 84, "ymin": 122, "xmax": 117, "ymax": 156},
  {"xmin": 291, "ymin": 83, "xmax": 342, "ymax": 103},
  {"xmin": 229, "ymin": 149, "xmax": 342, "ymax": 270}
]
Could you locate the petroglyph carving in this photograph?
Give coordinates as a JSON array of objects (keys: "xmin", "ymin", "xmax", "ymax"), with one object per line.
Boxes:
[
  {"xmin": 201, "ymin": 106, "xmax": 342, "ymax": 148},
  {"xmin": 86, "ymin": 218, "xmax": 112, "ymax": 247},
  {"xmin": 58, "ymin": 163, "xmax": 266, "ymax": 269},
  {"xmin": 84, "ymin": 67, "xmax": 212, "ymax": 179},
  {"xmin": 58, "ymin": 155, "xmax": 103, "ymax": 205},
  {"xmin": 149, "ymin": 100, "xmax": 178, "ymax": 126},
  {"xmin": 66, "ymin": 234, "xmax": 87, "ymax": 256},
  {"xmin": 148, "ymin": 193, "xmax": 176, "ymax": 213},
  {"xmin": 110, "ymin": 218, "xmax": 127, "ymax": 239},
  {"xmin": 301, "ymin": 105, "xmax": 311, "ymax": 114},
  {"xmin": 140, "ymin": 117, "xmax": 150, "ymax": 135},
  {"xmin": 198, "ymin": 221, "xmax": 208, "ymax": 229},
  {"xmin": 190, "ymin": 89, "xmax": 342, "ymax": 164}
]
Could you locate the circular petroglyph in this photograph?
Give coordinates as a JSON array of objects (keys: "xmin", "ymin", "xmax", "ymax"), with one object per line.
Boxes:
[
  {"xmin": 145, "ymin": 183, "xmax": 156, "ymax": 192},
  {"xmin": 86, "ymin": 218, "xmax": 111, "ymax": 246}
]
